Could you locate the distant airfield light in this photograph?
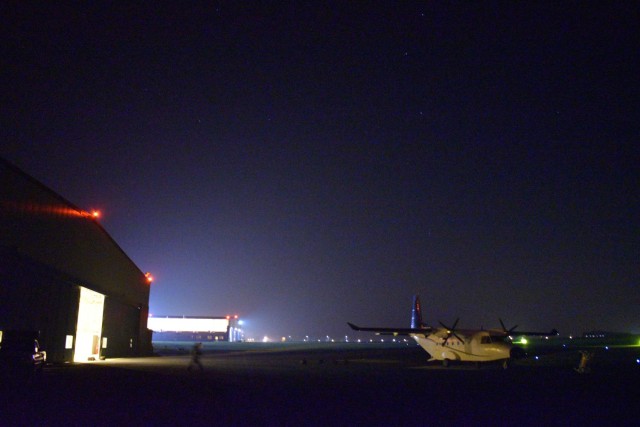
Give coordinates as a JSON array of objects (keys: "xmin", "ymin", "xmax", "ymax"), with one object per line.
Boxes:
[
  {"xmin": 636, "ymin": 358, "xmax": 639, "ymax": 364},
  {"xmin": 263, "ymin": 336, "xmax": 270, "ymax": 343},
  {"xmin": 535, "ymin": 356, "xmax": 539, "ymax": 360},
  {"xmin": 605, "ymin": 346, "xmax": 609, "ymax": 350}
]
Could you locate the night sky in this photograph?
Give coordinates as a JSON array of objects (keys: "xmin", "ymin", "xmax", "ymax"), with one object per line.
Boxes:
[{"xmin": 2, "ymin": 2, "xmax": 638, "ymax": 339}]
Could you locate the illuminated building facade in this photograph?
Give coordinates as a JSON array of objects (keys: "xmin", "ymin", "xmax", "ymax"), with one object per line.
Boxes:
[
  {"xmin": 148, "ymin": 315, "xmax": 244, "ymax": 342},
  {"xmin": 0, "ymin": 158, "xmax": 152, "ymax": 362}
]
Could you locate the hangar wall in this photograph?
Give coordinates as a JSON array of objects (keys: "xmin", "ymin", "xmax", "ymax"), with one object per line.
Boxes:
[
  {"xmin": 0, "ymin": 158, "xmax": 151, "ymax": 362},
  {"xmin": 0, "ymin": 249, "xmax": 79, "ymax": 362}
]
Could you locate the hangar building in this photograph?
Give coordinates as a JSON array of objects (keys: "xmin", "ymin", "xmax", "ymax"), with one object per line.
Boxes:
[
  {"xmin": 0, "ymin": 158, "xmax": 152, "ymax": 362},
  {"xmin": 148, "ymin": 315, "xmax": 243, "ymax": 342}
]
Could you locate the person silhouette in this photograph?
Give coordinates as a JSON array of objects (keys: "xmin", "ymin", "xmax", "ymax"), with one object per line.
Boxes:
[{"xmin": 187, "ymin": 342, "xmax": 204, "ymax": 371}]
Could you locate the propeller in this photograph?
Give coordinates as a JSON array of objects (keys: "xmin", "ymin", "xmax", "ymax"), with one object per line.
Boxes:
[
  {"xmin": 438, "ymin": 318, "xmax": 464, "ymax": 346},
  {"xmin": 499, "ymin": 318, "xmax": 519, "ymax": 336}
]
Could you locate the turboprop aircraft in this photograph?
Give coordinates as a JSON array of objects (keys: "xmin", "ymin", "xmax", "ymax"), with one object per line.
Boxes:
[{"xmin": 348, "ymin": 296, "xmax": 558, "ymax": 368}]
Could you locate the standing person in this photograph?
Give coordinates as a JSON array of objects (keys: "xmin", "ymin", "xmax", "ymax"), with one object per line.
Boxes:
[{"xmin": 187, "ymin": 342, "xmax": 203, "ymax": 371}]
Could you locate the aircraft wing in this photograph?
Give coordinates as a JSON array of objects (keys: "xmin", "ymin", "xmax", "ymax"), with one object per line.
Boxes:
[
  {"xmin": 491, "ymin": 328, "xmax": 559, "ymax": 337},
  {"xmin": 512, "ymin": 329, "xmax": 559, "ymax": 337},
  {"xmin": 347, "ymin": 322, "xmax": 432, "ymax": 337}
]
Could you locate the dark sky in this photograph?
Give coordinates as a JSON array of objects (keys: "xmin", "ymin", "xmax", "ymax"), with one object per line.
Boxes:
[{"xmin": 2, "ymin": 2, "xmax": 639, "ymax": 339}]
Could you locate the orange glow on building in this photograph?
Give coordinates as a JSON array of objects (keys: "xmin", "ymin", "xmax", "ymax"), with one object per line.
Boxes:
[{"xmin": 1, "ymin": 201, "xmax": 86, "ymax": 217}]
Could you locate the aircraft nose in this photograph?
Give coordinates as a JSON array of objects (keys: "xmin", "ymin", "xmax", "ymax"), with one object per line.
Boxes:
[{"xmin": 510, "ymin": 346, "xmax": 527, "ymax": 359}]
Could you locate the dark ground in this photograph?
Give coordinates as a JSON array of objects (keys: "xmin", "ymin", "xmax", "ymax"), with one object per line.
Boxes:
[{"xmin": 2, "ymin": 343, "xmax": 638, "ymax": 426}]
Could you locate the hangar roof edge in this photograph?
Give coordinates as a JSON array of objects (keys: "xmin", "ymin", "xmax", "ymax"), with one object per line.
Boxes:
[{"xmin": 0, "ymin": 156, "xmax": 148, "ymax": 280}]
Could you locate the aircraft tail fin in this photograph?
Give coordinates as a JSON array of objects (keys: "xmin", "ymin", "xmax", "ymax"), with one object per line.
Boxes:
[{"xmin": 411, "ymin": 295, "xmax": 424, "ymax": 329}]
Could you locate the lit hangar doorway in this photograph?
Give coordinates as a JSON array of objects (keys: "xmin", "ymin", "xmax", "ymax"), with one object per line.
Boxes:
[{"xmin": 74, "ymin": 287, "xmax": 105, "ymax": 362}]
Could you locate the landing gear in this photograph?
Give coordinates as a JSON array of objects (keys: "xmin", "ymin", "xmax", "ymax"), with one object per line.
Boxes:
[
  {"xmin": 502, "ymin": 359, "xmax": 510, "ymax": 370},
  {"xmin": 442, "ymin": 359, "xmax": 450, "ymax": 368}
]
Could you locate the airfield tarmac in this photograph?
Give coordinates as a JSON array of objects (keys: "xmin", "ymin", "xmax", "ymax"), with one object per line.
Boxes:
[{"xmin": 2, "ymin": 342, "xmax": 638, "ymax": 426}]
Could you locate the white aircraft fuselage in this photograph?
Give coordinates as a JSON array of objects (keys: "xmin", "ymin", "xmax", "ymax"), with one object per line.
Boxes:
[{"xmin": 412, "ymin": 329, "xmax": 512, "ymax": 363}]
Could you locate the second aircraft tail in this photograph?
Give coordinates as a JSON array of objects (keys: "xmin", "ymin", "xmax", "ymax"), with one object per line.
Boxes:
[{"xmin": 410, "ymin": 295, "xmax": 425, "ymax": 329}]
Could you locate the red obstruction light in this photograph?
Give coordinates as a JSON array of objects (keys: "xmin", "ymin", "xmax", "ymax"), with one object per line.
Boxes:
[
  {"xmin": 145, "ymin": 272, "xmax": 154, "ymax": 283},
  {"xmin": 81, "ymin": 209, "xmax": 101, "ymax": 219}
]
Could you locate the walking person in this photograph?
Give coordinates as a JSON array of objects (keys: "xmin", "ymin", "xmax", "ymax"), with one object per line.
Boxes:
[{"xmin": 187, "ymin": 342, "xmax": 204, "ymax": 371}]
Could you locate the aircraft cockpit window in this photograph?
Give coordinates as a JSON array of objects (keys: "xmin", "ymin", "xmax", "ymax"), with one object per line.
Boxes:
[{"xmin": 480, "ymin": 336, "xmax": 492, "ymax": 344}]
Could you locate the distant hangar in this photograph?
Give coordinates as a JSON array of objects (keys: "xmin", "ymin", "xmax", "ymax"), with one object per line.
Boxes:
[
  {"xmin": 149, "ymin": 315, "xmax": 244, "ymax": 342},
  {"xmin": 0, "ymin": 158, "xmax": 152, "ymax": 362}
]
